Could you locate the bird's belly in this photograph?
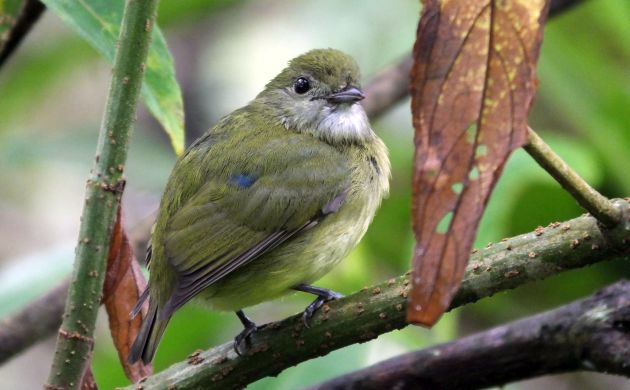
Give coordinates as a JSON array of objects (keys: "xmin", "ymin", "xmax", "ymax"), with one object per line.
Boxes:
[{"xmin": 196, "ymin": 190, "xmax": 379, "ymax": 311}]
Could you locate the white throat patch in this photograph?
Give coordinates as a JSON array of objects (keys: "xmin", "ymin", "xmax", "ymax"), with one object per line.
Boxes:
[
  {"xmin": 315, "ymin": 103, "xmax": 372, "ymax": 144},
  {"xmin": 271, "ymin": 88, "xmax": 374, "ymax": 144}
]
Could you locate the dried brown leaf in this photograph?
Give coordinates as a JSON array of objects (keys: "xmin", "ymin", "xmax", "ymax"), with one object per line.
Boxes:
[
  {"xmin": 103, "ymin": 207, "xmax": 152, "ymax": 381},
  {"xmin": 409, "ymin": 0, "xmax": 549, "ymax": 325}
]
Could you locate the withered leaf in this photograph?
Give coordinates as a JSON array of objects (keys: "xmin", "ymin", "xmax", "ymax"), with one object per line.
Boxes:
[
  {"xmin": 409, "ymin": 0, "xmax": 549, "ymax": 325},
  {"xmin": 103, "ymin": 207, "xmax": 152, "ymax": 382}
]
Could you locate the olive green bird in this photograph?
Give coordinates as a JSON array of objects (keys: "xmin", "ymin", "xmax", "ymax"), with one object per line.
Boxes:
[{"xmin": 128, "ymin": 48, "xmax": 390, "ymax": 363}]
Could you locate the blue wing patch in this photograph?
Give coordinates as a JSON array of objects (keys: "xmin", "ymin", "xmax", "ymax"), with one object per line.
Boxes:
[{"xmin": 229, "ymin": 173, "xmax": 257, "ymax": 188}]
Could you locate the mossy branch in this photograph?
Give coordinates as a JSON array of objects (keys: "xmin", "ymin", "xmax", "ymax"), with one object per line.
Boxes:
[
  {"xmin": 44, "ymin": 0, "xmax": 160, "ymax": 388},
  {"xmin": 127, "ymin": 200, "xmax": 630, "ymax": 390}
]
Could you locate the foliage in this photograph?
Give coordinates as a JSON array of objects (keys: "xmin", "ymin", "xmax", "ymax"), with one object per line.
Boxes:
[{"xmin": 40, "ymin": 0, "xmax": 185, "ymax": 155}]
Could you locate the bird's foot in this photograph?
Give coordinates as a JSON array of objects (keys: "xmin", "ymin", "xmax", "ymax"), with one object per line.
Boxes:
[
  {"xmin": 234, "ymin": 310, "xmax": 258, "ymax": 356},
  {"xmin": 293, "ymin": 284, "xmax": 344, "ymax": 328}
]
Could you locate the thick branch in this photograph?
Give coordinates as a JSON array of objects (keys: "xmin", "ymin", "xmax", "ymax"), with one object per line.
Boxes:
[
  {"xmin": 126, "ymin": 200, "xmax": 630, "ymax": 389},
  {"xmin": 524, "ymin": 128, "xmax": 621, "ymax": 227},
  {"xmin": 307, "ymin": 280, "xmax": 630, "ymax": 390},
  {"xmin": 45, "ymin": 0, "xmax": 160, "ymax": 388}
]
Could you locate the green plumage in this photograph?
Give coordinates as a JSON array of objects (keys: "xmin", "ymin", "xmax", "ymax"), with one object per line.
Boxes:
[{"xmin": 129, "ymin": 49, "xmax": 390, "ymax": 363}]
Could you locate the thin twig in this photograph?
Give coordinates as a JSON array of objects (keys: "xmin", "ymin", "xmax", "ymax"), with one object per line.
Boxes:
[
  {"xmin": 306, "ymin": 280, "xmax": 630, "ymax": 390},
  {"xmin": 125, "ymin": 201, "xmax": 630, "ymax": 389},
  {"xmin": 44, "ymin": 0, "xmax": 160, "ymax": 388},
  {"xmin": 524, "ymin": 128, "xmax": 622, "ymax": 227}
]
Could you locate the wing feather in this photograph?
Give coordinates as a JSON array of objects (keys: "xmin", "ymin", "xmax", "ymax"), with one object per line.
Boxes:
[
  {"xmin": 163, "ymin": 220, "xmax": 319, "ymax": 315},
  {"xmin": 157, "ymin": 127, "xmax": 350, "ymax": 317}
]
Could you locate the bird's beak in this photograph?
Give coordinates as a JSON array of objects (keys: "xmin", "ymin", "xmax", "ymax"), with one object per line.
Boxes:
[{"xmin": 326, "ymin": 85, "xmax": 365, "ymax": 104}]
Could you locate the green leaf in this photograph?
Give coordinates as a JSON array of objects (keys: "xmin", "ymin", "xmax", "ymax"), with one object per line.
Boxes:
[{"xmin": 40, "ymin": 0, "xmax": 185, "ymax": 155}]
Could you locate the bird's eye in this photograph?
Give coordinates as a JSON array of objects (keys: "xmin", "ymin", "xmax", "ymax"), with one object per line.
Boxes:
[{"xmin": 293, "ymin": 77, "xmax": 311, "ymax": 94}]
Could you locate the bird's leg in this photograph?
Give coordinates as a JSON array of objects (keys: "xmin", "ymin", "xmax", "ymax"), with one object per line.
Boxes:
[
  {"xmin": 233, "ymin": 310, "xmax": 258, "ymax": 356},
  {"xmin": 293, "ymin": 284, "xmax": 344, "ymax": 328}
]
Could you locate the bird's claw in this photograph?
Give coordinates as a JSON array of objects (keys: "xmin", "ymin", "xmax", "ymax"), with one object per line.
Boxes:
[
  {"xmin": 301, "ymin": 291, "xmax": 344, "ymax": 328},
  {"xmin": 233, "ymin": 323, "xmax": 258, "ymax": 356}
]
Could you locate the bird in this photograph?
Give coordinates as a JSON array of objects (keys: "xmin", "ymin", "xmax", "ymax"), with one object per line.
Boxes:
[{"xmin": 128, "ymin": 48, "xmax": 390, "ymax": 364}]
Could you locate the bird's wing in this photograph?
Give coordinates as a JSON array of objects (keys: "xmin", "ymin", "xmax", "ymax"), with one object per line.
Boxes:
[{"xmin": 159, "ymin": 130, "xmax": 350, "ymax": 315}]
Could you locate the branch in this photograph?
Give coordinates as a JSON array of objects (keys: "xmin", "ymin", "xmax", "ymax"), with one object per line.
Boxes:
[
  {"xmin": 0, "ymin": 279, "xmax": 68, "ymax": 365},
  {"xmin": 44, "ymin": 0, "xmax": 160, "ymax": 388},
  {"xmin": 307, "ymin": 280, "xmax": 630, "ymax": 390},
  {"xmin": 126, "ymin": 200, "xmax": 630, "ymax": 389},
  {"xmin": 362, "ymin": 55, "xmax": 412, "ymax": 119},
  {"xmin": 524, "ymin": 128, "xmax": 621, "ymax": 227}
]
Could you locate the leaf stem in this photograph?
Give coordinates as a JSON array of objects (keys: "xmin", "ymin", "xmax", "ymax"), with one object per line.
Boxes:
[
  {"xmin": 524, "ymin": 128, "xmax": 621, "ymax": 227},
  {"xmin": 45, "ymin": 0, "xmax": 160, "ymax": 388}
]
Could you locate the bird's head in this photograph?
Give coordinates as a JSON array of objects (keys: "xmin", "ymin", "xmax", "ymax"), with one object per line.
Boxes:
[{"xmin": 257, "ymin": 48, "xmax": 372, "ymax": 145}]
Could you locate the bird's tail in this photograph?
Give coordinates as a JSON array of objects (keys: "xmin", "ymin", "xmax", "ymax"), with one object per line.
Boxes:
[{"xmin": 128, "ymin": 301, "xmax": 170, "ymax": 364}]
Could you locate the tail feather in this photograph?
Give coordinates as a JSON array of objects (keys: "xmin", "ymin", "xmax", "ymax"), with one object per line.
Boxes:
[{"xmin": 128, "ymin": 302, "xmax": 170, "ymax": 364}]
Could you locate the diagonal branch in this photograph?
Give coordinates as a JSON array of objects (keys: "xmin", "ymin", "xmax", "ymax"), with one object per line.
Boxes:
[
  {"xmin": 362, "ymin": 55, "xmax": 413, "ymax": 119},
  {"xmin": 306, "ymin": 280, "xmax": 630, "ymax": 390},
  {"xmin": 0, "ymin": 279, "xmax": 68, "ymax": 365},
  {"xmin": 126, "ymin": 200, "xmax": 630, "ymax": 389}
]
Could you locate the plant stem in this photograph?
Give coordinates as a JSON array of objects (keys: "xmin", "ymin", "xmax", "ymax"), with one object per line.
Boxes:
[
  {"xmin": 524, "ymin": 128, "xmax": 621, "ymax": 227},
  {"xmin": 125, "ymin": 200, "xmax": 630, "ymax": 390},
  {"xmin": 307, "ymin": 281, "xmax": 630, "ymax": 390},
  {"xmin": 45, "ymin": 0, "xmax": 160, "ymax": 388}
]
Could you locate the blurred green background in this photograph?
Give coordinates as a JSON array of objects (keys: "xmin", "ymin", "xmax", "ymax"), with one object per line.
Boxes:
[{"xmin": 0, "ymin": 0, "xmax": 628, "ymax": 389}]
